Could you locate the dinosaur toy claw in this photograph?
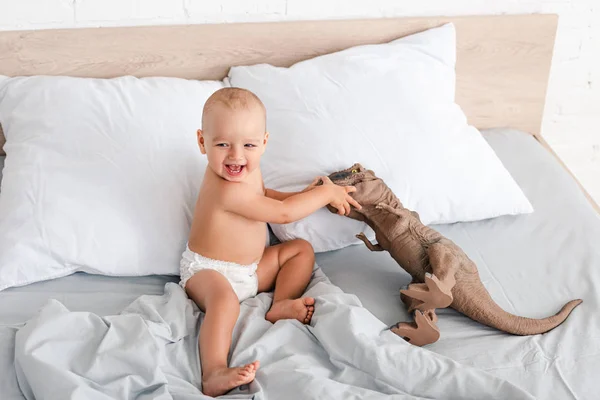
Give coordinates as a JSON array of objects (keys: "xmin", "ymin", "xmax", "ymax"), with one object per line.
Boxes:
[
  {"xmin": 400, "ymin": 273, "xmax": 454, "ymax": 312},
  {"xmin": 355, "ymin": 232, "xmax": 384, "ymax": 251},
  {"xmin": 391, "ymin": 310, "xmax": 441, "ymax": 347},
  {"xmin": 376, "ymin": 203, "xmax": 390, "ymax": 211}
]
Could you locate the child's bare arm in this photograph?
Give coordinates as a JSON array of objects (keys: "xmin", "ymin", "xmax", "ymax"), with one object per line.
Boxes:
[
  {"xmin": 264, "ymin": 189, "xmax": 296, "ymax": 201},
  {"xmin": 264, "ymin": 177, "xmax": 321, "ymax": 201},
  {"xmin": 225, "ymin": 182, "xmax": 359, "ymax": 224}
]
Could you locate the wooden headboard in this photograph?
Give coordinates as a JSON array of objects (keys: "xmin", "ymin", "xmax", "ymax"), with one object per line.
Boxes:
[
  {"xmin": 2, "ymin": 14, "xmax": 596, "ymax": 212},
  {"xmin": 0, "ymin": 14, "xmax": 557, "ymax": 137}
]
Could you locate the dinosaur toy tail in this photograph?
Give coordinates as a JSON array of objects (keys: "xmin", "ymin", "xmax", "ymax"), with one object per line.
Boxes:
[{"xmin": 452, "ymin": 285, "xmax": 582, "ymax": 336}]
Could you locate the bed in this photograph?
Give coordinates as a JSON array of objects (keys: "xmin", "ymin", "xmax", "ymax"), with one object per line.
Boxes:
[{"xmin": 1, "ymin": 14, "xmax": 598, "ymax": 400}]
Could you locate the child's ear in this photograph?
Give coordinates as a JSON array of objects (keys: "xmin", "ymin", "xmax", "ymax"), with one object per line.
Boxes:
[
  {"xmin": 261, "ymin": 131, "xmax": 269, "ymax": 154},
  {"xmin": 197, "ymin": 129, "xmax": 207, "ymax": 154}
]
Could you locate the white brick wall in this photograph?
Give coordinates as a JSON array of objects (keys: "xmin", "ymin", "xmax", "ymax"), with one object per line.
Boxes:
[
  {"xmin": 0, "ymin": 0, "xmax": 73, "ymax": 28},
  {"xmin": 76, "ymin": 0, "xmax": 185, "ymax": 24},
  {"xmin": 0, "ymin": 0, "xmax": 598, "ymax": 204}
]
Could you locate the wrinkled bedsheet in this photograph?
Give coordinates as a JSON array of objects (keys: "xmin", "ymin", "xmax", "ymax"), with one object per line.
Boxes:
[{"xmin": 14, "ymin": 269, "xmax": 532, "ymax": 400}]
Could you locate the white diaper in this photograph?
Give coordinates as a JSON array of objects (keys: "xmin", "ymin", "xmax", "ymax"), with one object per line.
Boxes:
[{"xmin": 179, "ymin": 246, "xmax": 259, "ymax": 302}]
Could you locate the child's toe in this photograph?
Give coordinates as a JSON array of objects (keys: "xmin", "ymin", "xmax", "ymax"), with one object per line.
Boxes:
[
  {"xmin": 303, "ymin": 297, "xmax": 315, "ymax": 306},
  {"xmin": 246, "ymin": 361, "xmax": 259, "ymax": 373}
]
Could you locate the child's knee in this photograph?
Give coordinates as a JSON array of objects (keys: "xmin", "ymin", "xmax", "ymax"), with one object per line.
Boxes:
[
  {"xmin": 291, "ymin": 238, "xmax": 311, "ymax": 251},
  {"xmin": 292, "ymin": 239, "xmax": 314, "ymax": 261}
]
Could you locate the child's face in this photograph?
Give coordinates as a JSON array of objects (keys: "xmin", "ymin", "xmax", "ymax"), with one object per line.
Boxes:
[{"xmin": 198, "ymin": 105, "xmax": 268, "ymax": 182}]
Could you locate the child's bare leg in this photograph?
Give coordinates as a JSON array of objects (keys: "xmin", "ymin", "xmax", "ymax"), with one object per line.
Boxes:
[
  {"xmin": 185, "ymin": 270, "xmax": 260, "ymax": 397},
  {"xmin": 257, "ymin": 239, "xmax": 316, "ymax": 324}
]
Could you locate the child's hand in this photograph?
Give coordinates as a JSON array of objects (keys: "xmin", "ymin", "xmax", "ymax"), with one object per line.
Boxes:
[{"xmin": 321, "ymin": 176, "xmax": 362, "ymax": 215}]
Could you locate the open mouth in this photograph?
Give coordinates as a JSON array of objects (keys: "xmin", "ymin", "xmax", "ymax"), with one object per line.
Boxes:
[{"xmin": 225, "ymin": 164, "xmax": 245, "ymax": 176}]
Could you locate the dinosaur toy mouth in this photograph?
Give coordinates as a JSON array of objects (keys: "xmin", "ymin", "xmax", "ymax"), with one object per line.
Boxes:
[
  {"xmin": 328, "ymin": 170, "xmax": 353, "ymax": 181},
  {"xmin": 326, "ymin": 163, "xmax": 371, "ymax": 186}
]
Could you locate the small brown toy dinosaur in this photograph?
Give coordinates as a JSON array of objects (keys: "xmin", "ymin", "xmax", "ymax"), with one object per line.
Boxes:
[{"xmin": 323, "ymin": 163, "xmax": 582, "ymax": 346}]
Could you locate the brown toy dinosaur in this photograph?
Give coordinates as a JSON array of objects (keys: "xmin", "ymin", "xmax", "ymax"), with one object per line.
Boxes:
[{"xmin": 323, "ymin": 163, "xmax": 583, "ymax": 346}]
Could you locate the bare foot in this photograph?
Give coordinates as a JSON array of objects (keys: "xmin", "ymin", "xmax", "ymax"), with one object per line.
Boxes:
[
  {"xmin": 266, "ymin": 297, "xmax": 315, "ymax": 324},
  {"xmin": 201, "ymin": 361, "xmax": 259, "ymax": 397}
]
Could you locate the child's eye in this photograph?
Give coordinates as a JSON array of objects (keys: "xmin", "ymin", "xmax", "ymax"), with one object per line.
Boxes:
[
  {"xmin": 245, "ymin": 144, "xmax": 256, "ymax": 148},
  {"xmin": 216, "ymin": 143, "xmax": 228, "ymax": 147}
]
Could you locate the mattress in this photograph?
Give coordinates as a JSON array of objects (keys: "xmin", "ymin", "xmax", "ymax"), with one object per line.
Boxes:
[
  {"xmin": 1, "ymin": 128, "xmax": 599, "ymax": 399},
  {"xmin": 316, "ymin": 128, "xmax": 600, "ymax": 400}
]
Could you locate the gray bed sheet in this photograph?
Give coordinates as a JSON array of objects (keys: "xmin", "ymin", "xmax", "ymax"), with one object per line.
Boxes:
[
  {"xmin": 0, "ymin": 155, "xmax": 4, "ymax": 189},
  {"xmin": 1, "ymin": 128, "xmax": 599, "ymax": 399},
  {"xmin": 1, "ymin": 274, "xmax": 178, "ymax": 399},
  {"xmin": 316, "ymin": 128, "xmax": 600, "ymax": 399}
]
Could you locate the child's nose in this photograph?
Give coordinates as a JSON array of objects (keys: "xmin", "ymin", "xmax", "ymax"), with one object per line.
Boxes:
[{"xmin": 228, "ymin": 148, "xmax": 243, "ymax": 160}]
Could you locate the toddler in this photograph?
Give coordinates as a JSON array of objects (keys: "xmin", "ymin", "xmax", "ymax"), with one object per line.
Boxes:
[{"xmin": 181, "ymin": 87, "xmax": 361, "ymax": 397}]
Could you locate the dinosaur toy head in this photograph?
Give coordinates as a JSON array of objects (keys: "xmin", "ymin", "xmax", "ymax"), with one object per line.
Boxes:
[
  {"xmin": 326, "ymin": 163, "xmax": 375, "ymax": 187},
  {"xmin": 324, "ymin": 163, "xmax": 393, "ymax": 220}
]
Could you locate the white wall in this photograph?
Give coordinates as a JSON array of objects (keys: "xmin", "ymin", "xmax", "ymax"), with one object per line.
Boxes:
[{"xmin": 1, "ymin": 0, "xmax": 599, "ymax": 204}]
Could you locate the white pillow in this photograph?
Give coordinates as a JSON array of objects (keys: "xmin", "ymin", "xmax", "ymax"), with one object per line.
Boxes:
[
  {"xmin": 0, "ymin": 75, "xmax": 225, "ymax": 290},
  {"xmin": 227, "ymin": 23, "xmax": 533, "ymax": 252}
]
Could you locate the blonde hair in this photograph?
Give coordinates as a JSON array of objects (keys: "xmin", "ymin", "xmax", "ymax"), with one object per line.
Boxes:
[{"xmin": 202, "ymin": 87, "xmax": 266, "ymax": 130}]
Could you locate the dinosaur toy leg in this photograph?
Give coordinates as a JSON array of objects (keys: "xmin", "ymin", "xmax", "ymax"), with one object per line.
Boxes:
[
  {"xmin": 394, "ymin": 283, "xmax": 441, "ymax": 346},
  {"xmin": 426, "ymin": 242, "xmax": 459, "ymax": 291},
  {"xmin": 392, "ymin": 310, "xmax": 440, "ymax": 347},
  {"xmin": 400, "ymin": 243, "xmax": 458, "ymax": 312}
]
